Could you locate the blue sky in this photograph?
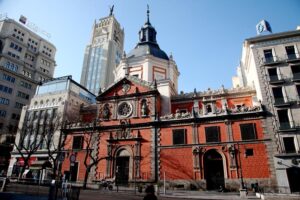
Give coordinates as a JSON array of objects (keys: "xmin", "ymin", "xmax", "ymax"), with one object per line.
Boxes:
[{"xmin": 1, "ymin": 0, "xmax": 300, "ymax": 92}]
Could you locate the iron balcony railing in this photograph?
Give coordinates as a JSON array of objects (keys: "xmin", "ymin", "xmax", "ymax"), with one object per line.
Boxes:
[
  {"xmin": 262, "ymin": 56, "xmax": 283, "ymax": 65},
  {"xmin": 278, "ymin": 121, "xmax": 295, "ymax": 130},
  {"xmin": 292, "ymin": 72, "xmax": 300, "ymax": 81},
  {"xmin": 269, "ymin": 75, "xmax": 285, "ymax": 83},
  {"xmin": 274, "ymin": 97, "xmax": 289, "ymax": 105},
  {"xmin": 286, "ymin": 53, "xmax": 300, "ymax": 61}
]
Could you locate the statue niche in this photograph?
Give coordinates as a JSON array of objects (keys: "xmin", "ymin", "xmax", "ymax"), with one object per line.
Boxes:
[
  {"xmin": 102, "ymin": 104, "xmax": 110, "ymax": 120},
  {"xmin": 141, "ymin": 99, "xmax": 148, "ymax": 117}
]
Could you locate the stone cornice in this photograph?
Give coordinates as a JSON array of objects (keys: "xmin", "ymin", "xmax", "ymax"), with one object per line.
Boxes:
[
  {"xmin": 96, "ymin": 90, "xmax": 159, "ymax": 101},
  {"xmin": 62, "ymin": 110, "xmax": 265, "ymax": 133},
  {"xmin": 172, "ymin": 86, "xmax": 255, "ymax": 102}
]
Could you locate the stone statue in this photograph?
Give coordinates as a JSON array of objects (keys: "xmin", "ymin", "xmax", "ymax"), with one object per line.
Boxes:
[
  {"xmin": 103, "ymin": 104, "xmax": 110, "ymax": 119},
  {"xmin": 141, "ymin": 101, "xmax": 148, "ymax": 116},
  {"xmin": 109, "ymin": 5, "xmax": 114, "ymax": 16}
]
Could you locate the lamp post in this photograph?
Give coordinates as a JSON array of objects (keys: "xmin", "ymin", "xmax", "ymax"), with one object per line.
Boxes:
[
  {"xmin": 115, "ymin": 166, "xmax": 119, "ymax": 192},
  {"xmin": 134, "ymin": 156, "xmax": 138, "ymax": 195},
  {"xmin": 229, "ymin": 144, "xmax": 245, "ymax": 189},
  {"xmin": 237, "ymin": 142, "xmax": 245, "ymax": 189}
]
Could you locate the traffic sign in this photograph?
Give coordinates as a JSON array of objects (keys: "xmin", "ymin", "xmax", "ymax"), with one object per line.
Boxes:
[{"xmin": 70, "ymin": 154, "xmax": 76, "ymax": 163}]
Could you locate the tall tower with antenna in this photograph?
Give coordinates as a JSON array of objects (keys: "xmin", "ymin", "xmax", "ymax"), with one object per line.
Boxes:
[{"xmin": 80, "ymin": 6, "xmax": 124, "ymax": 95}]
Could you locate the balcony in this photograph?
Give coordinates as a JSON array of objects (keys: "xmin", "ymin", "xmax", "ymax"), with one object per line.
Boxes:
[
  {"xmin": 268, "ymin": 75, "xmax": 285, "ymax": 85},
  {"xmin": 291, "ymin": 72, "xmax": 300, "ymax": 82},
  {"xmin": 286, "ymin": 53, "xmax": 300, "ymax": 63},
  {"xmin": 273, "ymin": 98, "xmax": 291, "ymax": 107},
  {"xmin": 262, "ymin": 56, "xmax": 284, "ymax": 66},
  {"xmin": 278, "ymin": 122, "xmax": 297, "ymax": 132}
]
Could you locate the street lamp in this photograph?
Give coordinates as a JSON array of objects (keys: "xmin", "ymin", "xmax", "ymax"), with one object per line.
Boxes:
[
  {"xmin": 229, "ymin": 144, "xmax": 245, "ymax": 189},
  {"xmin": 237, "ymin": 143, "xmax": 245, "ymax": 190},
  {"xmin": 115, "ymin": 166, "xmax": 119, "ymax": 192}
]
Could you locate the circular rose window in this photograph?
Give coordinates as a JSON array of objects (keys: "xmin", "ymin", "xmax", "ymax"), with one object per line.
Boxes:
[{"xmin": 118, "ymin": 102, "xmax": 132, "ymax": 117}]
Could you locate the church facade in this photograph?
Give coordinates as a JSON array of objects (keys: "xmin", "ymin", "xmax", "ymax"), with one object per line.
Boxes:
[{"xmin": 61, "ymin": 10, "xmax": 274, "ymax": 191}]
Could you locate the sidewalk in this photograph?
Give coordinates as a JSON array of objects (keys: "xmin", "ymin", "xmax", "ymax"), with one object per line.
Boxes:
[{"xmin": 159, "ymin": 190, "xmax": 258, "ymax": 199}]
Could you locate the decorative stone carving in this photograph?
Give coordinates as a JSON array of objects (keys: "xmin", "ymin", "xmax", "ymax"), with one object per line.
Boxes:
[
  {"xmin": 160, "ymin": 109, "xmax": 191, "ymax": 120},
  {"xmin": 118, "ymin": 102, "xmax": 132, "ymax": 117},
  {"xmin": 228, "ymin": 104, "xmax": 261, "ymax": 114},
  {"xmin": 122, "ymin": 81, "xmax": 130, "ymax": 94}
]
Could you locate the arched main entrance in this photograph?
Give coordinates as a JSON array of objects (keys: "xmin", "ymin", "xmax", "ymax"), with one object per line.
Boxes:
[
  {"xmin": 204, "ymin": 149, "xmax": 225, "ymax": 190},
  {"xmin": 115, "ymin": 149, "xmax": 130, "ymax": 185}
]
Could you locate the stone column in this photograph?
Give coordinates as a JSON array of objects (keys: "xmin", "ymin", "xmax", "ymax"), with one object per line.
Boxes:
[
  {"xmin": 134, "ymin": 140, "xmax": 141, "ymax": 178},
  {"xmin": 106, "ymin": 143, "xmax": 113, "ymax": 178}
]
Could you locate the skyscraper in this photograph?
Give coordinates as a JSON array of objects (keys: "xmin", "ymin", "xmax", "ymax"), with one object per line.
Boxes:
[{"xmin": 80, "ymin": 10, "xmax": 124, "ymax": 95}]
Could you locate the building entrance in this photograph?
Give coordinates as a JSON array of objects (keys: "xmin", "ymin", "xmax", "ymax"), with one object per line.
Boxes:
[
  {"xmin": 70, "ymin": 162, "xmax": 78, "ymax": 182},
  {"xmin": 116, "ymin": 156, "xmax": 129, "ymax": 185},
  {"xmin": 204, "ymin": 150, "xmax": 225, "ymax": 190},
  {"xmin": 287, "ymin": 166, "xmax": 300, "ymax": 193}
]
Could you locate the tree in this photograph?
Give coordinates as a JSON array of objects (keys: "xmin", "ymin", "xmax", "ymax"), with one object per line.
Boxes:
[
  {"xmin": 81, "ymin": 120, "xmax": 105, "ymax": 189},
  {"xmin": 13, "ymin": 110, "xmax": 46, "ymax": 176},
  {"xmin": 13, "ymin": 108, "xmax": 69, "ymax": 179},
  {"xmin": 42, "ymin": 113, "xmax": 68, "ymax": 180}
]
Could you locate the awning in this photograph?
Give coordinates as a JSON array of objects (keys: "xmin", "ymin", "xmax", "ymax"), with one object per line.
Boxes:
[
  {"xmin": 29, "ymin": 160, "xmax": 52, "ymax": 169},
  {"xmin": 17, "ymin": 157, "xmax": 37, "ymax": 167}
]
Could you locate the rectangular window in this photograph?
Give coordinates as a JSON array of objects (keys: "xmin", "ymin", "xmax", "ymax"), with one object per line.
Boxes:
[
  {"xmin": 291, "ymin": 65, "xmax": 300, "ymax": 80},
  {"xmin": 245, "ymin": 149, "xmax": 254, "ymax": 157},
  {"xmin": 277, "ymin": 109, "xmax": 291, "ymax": 129},
  {"xmin": 22, "ymin": 70, "xmax": 32, "ymax": 78},
  {"xmin": 72, "ymin": 136, "xmax": 84, "ymax": 149},
  {"xmin": 272, "ymin": 87, "xmax": 285, "ymax": 104},
  {"xmin": 8, "ymin": 51, "xmax": 20, "ymax": 59},
  {"xmin": 20, "ymin": 81, "xmax": 32, "ymax": 90},
  {"xmin": 15, "ymin": 102, "xmax": 24, "ymax": 109},
  {"xmin": 172, "ymin": 129, "xmax": 186, "ymax": 145},
  {"xmin": 2, "ymin": 74, "xmax": 15, "ymax": 83},
  {"xmin": 11, "ymin": 113, "xmax": 20, "ymax": 120},
  {"xmin": 240, "ymin": 123, "xmax": 257, "ymax": 140},
  {"xmin": 205, "ymin": 126, "xmax": 221, "ymax": 143},
  {"xmin": 0, "ymin": 110, "xmax": 7, "ymax": 117},
  {"xmin": 283, "ymin": 137, "xmax": 296, "ymax": 153},
  {"xmin": 5, "ymin": 61, "xmax": 19, "ymax": 72},
  {"xmin": 0, "ymin": 97, "xmax": 9, "ymax": 105},
  {"xmin": 268, "ymin": 68, "xmax": 279, "ymax": 82},
  {"xmin": 0, "ymin": 84, "xmax": 13, "ymax": 94},
  {"xmin": 285, "ymin": 46, "xmax": 296, "ymax": 60},
  {"xmin": 17, "ymin": 91, "xmax": 29, "ymax": 99},
  {"xmin": 296, "ymin": 85, "xmax": 300, "ymax": 97},
  {"xmin": 264, "ymin": 49, "xmax": 274, "ymax": 63}
]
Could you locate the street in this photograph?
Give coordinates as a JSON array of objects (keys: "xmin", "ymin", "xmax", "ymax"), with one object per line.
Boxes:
[{"xmin": 80, "ymin": 190, "xmax": 203, "ymax": 200}]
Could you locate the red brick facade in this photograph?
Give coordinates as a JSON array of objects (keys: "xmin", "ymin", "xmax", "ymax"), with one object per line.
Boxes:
[{"xmin": 61, "ymin": 77, "xmax": 271, "ymax": 191}]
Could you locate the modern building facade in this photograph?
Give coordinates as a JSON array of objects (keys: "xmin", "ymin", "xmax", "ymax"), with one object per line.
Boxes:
[
  {"xmin": 234, "ymin": 27, "xmax": 300, "ymax": 193},
  {"xmin": 0, "ymin": 17, "xmax": 56, "ymax": 172},
  {"xmin": 80, "ymin": 11, "xmax": 124, "ymax": 95},
  {"xmin": 7, "ymin": 75, "xmax": 95, "ymax": 180},
  {"xmin": 60, "ymin": 11, "xmax": 273, "ymax": 192}
]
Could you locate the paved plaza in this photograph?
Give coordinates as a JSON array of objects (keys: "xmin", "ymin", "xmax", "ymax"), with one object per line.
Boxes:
[{"xmin": 1, "ymin": 183, "xmax": 300, "ymax": 200}]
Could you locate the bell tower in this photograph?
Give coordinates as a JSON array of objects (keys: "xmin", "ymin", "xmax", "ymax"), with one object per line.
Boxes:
[{"xmin": 115, "ymin": 6, "xmax": 180, "ymax": 115}]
